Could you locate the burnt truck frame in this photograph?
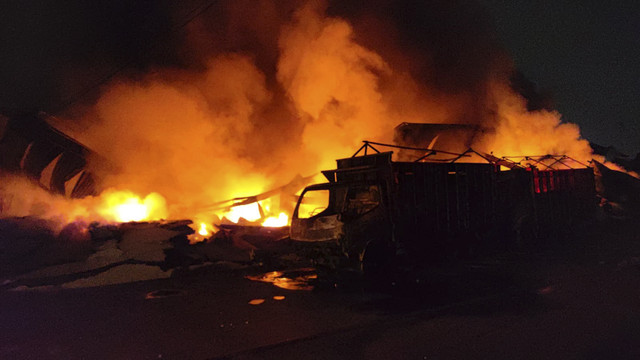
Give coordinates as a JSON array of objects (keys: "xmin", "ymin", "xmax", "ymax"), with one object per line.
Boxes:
[{"xmin": 290, "ymin": 142, "xmax": 596, "ymax": 272}]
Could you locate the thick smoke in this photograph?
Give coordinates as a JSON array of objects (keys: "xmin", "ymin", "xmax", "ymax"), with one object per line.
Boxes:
[
  {"xmin": 477, "ymin": 81, "xmax": 592, "ymax": 160},
  {"xmin": 68, "ymin": 55, "xmax": 276, "ymax": 217},
  {"xmin": 0, "ymin": 173, "xmax": 167, "ymax": 232},
  {"xmin": 44, "ymin": 0, "xmax": 593, "ymax": 224}
]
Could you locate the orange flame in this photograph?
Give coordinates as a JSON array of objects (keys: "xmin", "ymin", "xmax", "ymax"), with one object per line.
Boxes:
[
  {"xmin": 98, "ymin": 190, "xmax": 167, "ymax": 223},
  {"xmin": 4, "ymin": 2, "xmax": 611, "ymax": 236},
  {"xmin": 198, "ymin": 222, "xmax": 210, "ymax": 236},
  {"xmin": 223, "ymin": 203, "xmax": 262, "ymax": 223},
  {"xmin": 262, "ymin": 212, "xmax": 289, "ymax": 227}
]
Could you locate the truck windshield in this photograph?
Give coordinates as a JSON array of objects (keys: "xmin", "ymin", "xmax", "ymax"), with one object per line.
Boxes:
[{"xmin": 296, "ymin": 189, "xmax": 330, "ymax": 219}]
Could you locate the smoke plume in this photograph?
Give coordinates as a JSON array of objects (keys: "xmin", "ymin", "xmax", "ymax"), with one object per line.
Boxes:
[{"xmin": 36, "ymin": 0, "xmax": 593, "ymax": 224}]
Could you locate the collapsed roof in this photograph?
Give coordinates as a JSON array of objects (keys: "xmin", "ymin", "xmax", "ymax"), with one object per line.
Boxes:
[{"xmin": 0, "ymin": 113, "xmax": 99, "ymax": 198}]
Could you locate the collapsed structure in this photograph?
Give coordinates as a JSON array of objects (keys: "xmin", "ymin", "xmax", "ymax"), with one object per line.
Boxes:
[
  {"xmin": 0, "ymin": 113, "xmax": 99, "ymax": 198},
  {"xmin": 0, "ymin": 115, "xmax": 638, "ymax": 277}
]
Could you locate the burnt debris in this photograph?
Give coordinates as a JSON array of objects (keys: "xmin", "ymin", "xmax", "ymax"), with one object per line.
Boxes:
[{"xmin": 0, "ymin": 113, "xmax": 103, "ymax": 198}]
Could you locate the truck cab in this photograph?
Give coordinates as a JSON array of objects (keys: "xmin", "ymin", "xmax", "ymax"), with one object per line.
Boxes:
[{"xmin": 290, "ymin": 152, "xmax": 395, "ymax": 270}]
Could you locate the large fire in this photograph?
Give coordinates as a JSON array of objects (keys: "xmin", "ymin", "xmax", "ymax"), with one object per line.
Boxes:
[
  {"xmin": 0, "ymin": 1, "xmax": 622, "ymax": 237},
  {"xmin": 262, "ymin": 213, "xmax": 289, "ymax": 227},
  {"xmin": 99, "ymin": 190, "xmax": 167, "ymax": 223},
  {"xmin": 224, "ymin": 203, "xmax": 262, "ymax": 223}
]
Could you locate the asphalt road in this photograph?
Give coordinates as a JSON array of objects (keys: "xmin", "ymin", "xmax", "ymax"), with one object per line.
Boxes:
[{"xmin": 2, "ymin": 221, "xmax": 640, "ymax": 360}]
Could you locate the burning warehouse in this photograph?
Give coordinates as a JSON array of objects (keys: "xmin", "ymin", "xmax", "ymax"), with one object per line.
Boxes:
[
  {"xmin": 0, "ymin": 0, "xmax": 638, "ymax": 281},
  {"xmin": 3, "ymin": 2, "xmax": 640, "ymax": 359}
]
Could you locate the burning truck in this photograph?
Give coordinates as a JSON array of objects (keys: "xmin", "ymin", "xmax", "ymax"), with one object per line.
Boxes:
[
  {"xmin": 0, "ymin": 113, "xmax": 631, "ymax": 280},
  {"xmin": 290, "ymin": 124, "xmax": 598, "ymax": 273}
]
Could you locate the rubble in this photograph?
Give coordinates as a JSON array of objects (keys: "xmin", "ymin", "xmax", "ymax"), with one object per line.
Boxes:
[
  {"xmin": 0, "ymin": 216, "xmax": 298, "ymax": 290},
  {"xmin": 14, "ymin": 240, "xmax": 126, "ymax": 281},
  {"xmin": 0, "ymin": 217, "xmax": 55, "ymax": 277},
  {"xmin": 0, "ymin": 218, "xmax": 94, "ymax": 278},
  {"xmin": 60, "ymin": 264, "xmax": 173, "ymax": 288},
  {"xmin": 118, "ymin": 224, "xmax": 180, "ymax": 262}
]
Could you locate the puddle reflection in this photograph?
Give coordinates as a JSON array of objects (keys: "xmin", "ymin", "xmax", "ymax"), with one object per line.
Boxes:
[
  {"xmin": 145, "ymin": 289, "xmax": 184, "ymax": 299},
  {"xmin": 246, "ymin": 268, "xmax": 317, "ymax": 291}
]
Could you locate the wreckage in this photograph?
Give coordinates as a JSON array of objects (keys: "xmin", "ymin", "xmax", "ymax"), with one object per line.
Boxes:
[
  {"xmin": 2, "ymin": 113, "xmax": 639, "ymax": 280},
  {"xmin": 0, "ymin": 113, "xmax": 99, "ymax": 198},
  {"xmin": 291, "ymin": 126, "xmax": 598, "ymax": 272}
]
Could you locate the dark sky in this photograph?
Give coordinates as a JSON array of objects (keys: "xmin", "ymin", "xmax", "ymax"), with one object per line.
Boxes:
[
  {"xmin": 482, "ymin": 0, "xmax": 640, "ymax": 154},
  {"xmin": 0, "ymin": 0, "xmax": 182, "ymax": 113},
  {"xmin": 1, "ymin": 1, "xmax": 638, "ymax": 154}
]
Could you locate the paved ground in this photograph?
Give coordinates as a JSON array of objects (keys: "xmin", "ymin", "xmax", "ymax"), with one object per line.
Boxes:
[{"xmin": 2, "ymin": 220, "xmax": 640, "ymax": 359}]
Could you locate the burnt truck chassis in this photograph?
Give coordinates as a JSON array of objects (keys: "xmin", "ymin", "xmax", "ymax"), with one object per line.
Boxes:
[{"xmin": 290, "ymin": 142, "xmax": 597, "ymax": 273}]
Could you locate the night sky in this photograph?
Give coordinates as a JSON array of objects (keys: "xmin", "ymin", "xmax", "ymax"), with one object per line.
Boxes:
[
  {"xmin": 1, "ymin": 0, "xmax": 638, "ymax": 154},
  {"xmin": 483, "ymin": 0, "xmax": 640, "ymax": 154}
]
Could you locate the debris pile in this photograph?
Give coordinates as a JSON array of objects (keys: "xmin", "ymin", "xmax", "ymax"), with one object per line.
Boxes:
[{"xmin": 1, "ymin": 218, "xmax": 297, "ymax": 290}]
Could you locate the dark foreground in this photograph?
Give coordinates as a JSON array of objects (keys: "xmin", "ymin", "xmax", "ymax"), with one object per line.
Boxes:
[{"xmin": 2, "ymin": 221, "xmax": 640, "ymax": 360}]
